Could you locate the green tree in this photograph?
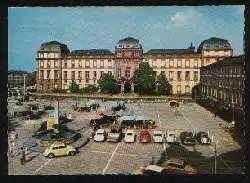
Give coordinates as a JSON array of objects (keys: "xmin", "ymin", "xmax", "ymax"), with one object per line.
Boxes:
[
  {"xmin": 68, "ymin": 81, "xmax": 80, "ymax": 93},
  {"xmin": 156, "ymin": 73, "xmax": 172, "ymax": 95},
  {"xmin": 134, "ymin": 62, "xmax": 156, "ymax": 95},
  {"xmin": 81, "ymin": 85, "xmax": 99, "ymax": 93},
  {"xmin": 98, "ymin": 73, "xmax": 117, "ymax": 94}
]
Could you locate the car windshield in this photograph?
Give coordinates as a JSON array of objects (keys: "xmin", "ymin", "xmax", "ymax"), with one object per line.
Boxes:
[{"xmin": 126, "ymin": 133, "xmax": 133, "ymax": 136}]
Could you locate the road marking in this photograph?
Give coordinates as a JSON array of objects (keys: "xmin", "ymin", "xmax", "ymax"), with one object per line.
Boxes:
[
  {"xmin": 33, "ymin": 159, "xmax": 52, "ymax": 175},
  {"xmin": 102, "ymin": 143, "xmax": 120, "ymax": 174}
]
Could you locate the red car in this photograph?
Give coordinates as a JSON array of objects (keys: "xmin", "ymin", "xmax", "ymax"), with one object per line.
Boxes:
[{"xmin": 139, "ymin": 130, "xmax": 151, "ymax": 143}]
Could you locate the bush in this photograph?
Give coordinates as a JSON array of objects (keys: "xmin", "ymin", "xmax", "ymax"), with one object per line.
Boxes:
[
  {"xmin": 80, "ymin": 85, "xmax": 99, "ymax": 93},
  {"xmin": 52, "ymin": 88, "xmax": 67, "ymax": 93}
]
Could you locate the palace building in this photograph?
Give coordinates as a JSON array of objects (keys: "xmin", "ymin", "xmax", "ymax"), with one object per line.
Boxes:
[{"xmin": 36, "ymin": 37, "xmax": 233, "ymax": 94}]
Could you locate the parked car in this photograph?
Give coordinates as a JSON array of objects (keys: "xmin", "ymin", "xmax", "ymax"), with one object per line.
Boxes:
[
  {"xmin": 124, "ymin": 129, "xmax": 136, "ymax": 143},
  {"xmin": 166, "ymin": 130, "xmax": 177, "ymax": 143},
  {"xmin": 43, "ymin": 142, "xmax": 76, "ymax": 158},
  {"xmin": 180, "ymin": 131, "xmax": 196, "ymax": 145},
  {"xmin": 93, "ymin": 129, "xmax": 106, "ymax": 142},
  {"xmin": 133, "ymin": 165, "xmax": 167, "ymax": 175},
  {"xmin": 196, "ymin": 132, "xmax": 211, "ymax": 145},
  {"xmin": 107, "ymin": 127, "xmax": 122, "ymax": 142},
  {"xmin": 169, "ymin": 100, "xmax": 179, "ymax": 107},
  {"xmin": 160, "ymin": 158, "xmax": 197, "ymax": 174},
  {"xmin": 152, "ymin": 130, "xmax": 166, "ymax": 143},
  {"xmin": 139, "ymin": 130, "xmax": 151, "ymax": 143}
]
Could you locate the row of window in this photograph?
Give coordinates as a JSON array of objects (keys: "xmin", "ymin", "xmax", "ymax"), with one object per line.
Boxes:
[
  {"xmin": 144, "ymin": 59, "xmax": 199, "ymax": 68},
  {"xmin": 39, "ymin": 70, "xmax": 112, "ymax": 80},
  {"xmin": 201, "ymin": 66, "xmax": 243, "ymax": 75},
  {"xmin": 37, "ymin": 53, "xmax": 60, "ymax": 58},
  {"xmin": 116, "ymin": 52, "xmax": 141, "ymax": 57}
]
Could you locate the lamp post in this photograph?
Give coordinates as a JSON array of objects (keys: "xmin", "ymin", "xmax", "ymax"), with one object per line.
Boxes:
[
  {"xmin": 211, "ymin": 136, "xmax": 218, "ymax": 174},
  {"xmin": 23, "ymin": 74, "xmax": 27, "ymax": 101}
]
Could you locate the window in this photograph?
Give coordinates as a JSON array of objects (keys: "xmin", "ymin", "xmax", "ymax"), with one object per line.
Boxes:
[
  {"xmin": 64, "ymin": 61, "xmax": 67, "ymax": 68},
  {"xmin": 64, "ymin": 71, "xmax": 67, "ymax": 80},
  {"xmin": 108, "ymin": 60, "xmax": 112, "ymax": 67},
  {"xmin": 177, "ymin": 71, "xmax": 182, "ymax": 81},
  {"xmin": 193, "ymin": 71, "xmax": 198, "ymax": 81},
  {"xmin": 100, "ymin": 60, "xmax": 104, "ymax": 68},
  {"xmin": 169, "ymin": 71, "xmax": 173, "ymax": 81},
  {"xmin": 153, "ymin": 71, "xmax": 157, "ymax": 78},
  {"xmin": 161, "ymin": 60, "xmax": 166, "ymax": 68},
  {"xmin": 54, "ymin": 70, "xmax": 58, "ymax": 79},
  {"xmin": 125, "ymin": 52, "xmax": 131, "ymax": 57},
  {"xmin": 100, "ymin": 71, "xmax": 104, "ymax": 77},
  {"xmin": 108, "ymin": 71, "xmax": 112, "ymax": 75},
  {"xmin": 185, "ymin": 85, "xmax": 190, "ymax": 93},
  {"xmin": 85, "ymin": 60, "xmax": 90, "ymax": 68},
  {"xmin": 118, "ymin": 68, "xmax": 121, "ymax": 78},
  {"xmin": 78, "ymin": 61, "xmax": 82, "ymax": 68},
  {"xmin": 85, "ymin": 71, "xmax": 90, "ymax": 79},
  {"xmin": 185, "ymin": 60, "xmax": 190, "ymax": 67},
  {"xmin": 47, "ymin": 70, "xmax": 51, "ymax": 79},
  {"xmin": 125, "ymin": 67, "xmax": 130, "ymax": 78},
  {"xmin": 194, "ymin": 59, "xmax": 198, "ymax": 68},
  {"xmin": 54, "ymin": 53, "xmax": 59, "ymax": 58},
  {"xmin": 71, "ymin": 71, "xmax": 75, "ymax": 80},
  {"xmin": 177, "ymin": 85, "xmax": 181, "ymax": 93},
  {"xmin": 47, "ymin": 60, "xmax": 51, "ymax": 68},
  {"xmin": 44, "ymin": 53, "xmax": 48, "ymax": 58},
  {"xmin": 54, "ymin": 61, "xmax": 58, "ymax": 67},
  {"xmin": 93, "ymin": 71, "xmax": 97, "ymax": 78},
  {"xmin": 152, "ymin": 59, "xmax": 157, "ymax": 68},
  {"xmin": 177, "ymin": 60, "xmax": 182, "ymax": 68},
  {"xmin": 78, "ymin": 71, "xmax": 82, "ymax": 79},
  {"xmin": 93, "ymin": 60, "xmax": 97, "ymax": 67},
  {"xmin": 161, "ymin": 71, "xmax": 165, "ymax": 76},
  {"xmin": 40, "ymin": 70, "xmax": 44, "ymax": 79},
  {"xmin": 169, "ymin": 60, "xmax": 174, "ymax": 67},
  {"xmin": 185, "ymin": 71, "xmax": 190, "ymax": 81},
  {"xmin": 71, "ymin": 61, "xmax": 75, "ymax": 68},
  {"xmin": 40, "ymin": 61, "xmax": 44, "ymax": 68}
]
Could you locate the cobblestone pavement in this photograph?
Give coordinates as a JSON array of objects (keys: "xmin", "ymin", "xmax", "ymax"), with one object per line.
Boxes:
[{"xmin": 8, "ymin": 99, "xmax": 244, "ymax": 175}]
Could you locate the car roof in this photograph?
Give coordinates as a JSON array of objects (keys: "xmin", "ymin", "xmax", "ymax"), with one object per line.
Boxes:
[
  {"xmin": 50, "ymin": 141, "xmax": 66, "ymax": 147},
  {"xmin": 126, "ymin": 129, "xmax": 135, "ymax": 133},
  {"xmin": 145, "ymin": 165, "xmax": 165, "ymax": 172},
  {"xmin": 96, "ymin": 129, "xmax": 105, "ymax": 133},
  {"xmin": 166, "ymin": 158, "xmax": 185, "ymax": 165},
  {"xmin": 153, "ymin": 130, "xmax": 164, "ymax": 134}
]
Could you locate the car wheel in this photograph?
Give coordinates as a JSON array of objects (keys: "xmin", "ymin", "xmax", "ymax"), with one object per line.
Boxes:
[
  {"xmin": 48, "ymin": 153, "xmax": 55, "ymax": 158},
  {"xmin": 69, "ymin": 151, "xmax": 76, "ymax": 156}
]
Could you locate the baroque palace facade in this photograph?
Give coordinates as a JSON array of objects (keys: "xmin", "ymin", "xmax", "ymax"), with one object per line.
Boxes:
[{"xmin": 36, "ymin": 37, "xmax": 233, "ymax": 94}]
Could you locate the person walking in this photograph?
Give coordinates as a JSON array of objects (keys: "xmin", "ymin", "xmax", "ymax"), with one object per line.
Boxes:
[{"xmin": 20, "ymin": 147, "xmax": 25, "ymax": 165}]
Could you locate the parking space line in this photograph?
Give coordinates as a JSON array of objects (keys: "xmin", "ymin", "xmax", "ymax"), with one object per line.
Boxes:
[
  {"xmin": 33, "ymin": 159, "xmax": 52, "ymax": 175},
  {"xmin": 102, "ymin": 143, "xmax": 120, "ymax": 174}
]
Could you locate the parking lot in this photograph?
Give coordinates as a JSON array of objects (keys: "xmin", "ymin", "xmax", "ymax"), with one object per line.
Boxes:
[{"xmin": 8, "ymin": 99, "xmax": 244, "ymax": 175}]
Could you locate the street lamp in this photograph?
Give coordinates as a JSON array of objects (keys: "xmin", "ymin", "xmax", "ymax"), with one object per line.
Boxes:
[{"xmin": 211, "ymin": 136, "xmax": 218, "ymax": 174}]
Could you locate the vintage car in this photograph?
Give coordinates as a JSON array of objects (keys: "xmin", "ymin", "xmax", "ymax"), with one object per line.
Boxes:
[
  {"xmin": 124, "ymin": 129, "xmax": 136, "ymax": 143},
  {"xmin": 43, "ymin": 142, "xmax": 76, "ymax": 158},
  {"xmin": 107, "ymin": 126, "xmax": 122, "ymax": 142},
  {"xmin": 160, "ymin": 158, "xmax": 197, "ymax": 174},
  {"xmin": 169, "ymin": 100, "xmax": 180, "ymax": 107},
  {"xmin": 152, "ymin": 130, "xmax": 166, "ymax": 143},
  {"xmin": 196, "ymin": 132, "xmax": 211, "ymax": 145},
  {"xmin": 180, "ymin": 131, "xmax": 196, "ymax": 145},
  {"xmin": 166, "ymin": 130, "xmax": 178, "ymax": 143},
  {"xmin": 133, "ymin": 165, "xmax": 167, "ymax": 175},
  {"xmin": 93, "ymin": 129, "xmax": 106, "ymax": 142},
  {"xmin": 139, "ymin": 130, "xmax": 151, "ymax": 143}
]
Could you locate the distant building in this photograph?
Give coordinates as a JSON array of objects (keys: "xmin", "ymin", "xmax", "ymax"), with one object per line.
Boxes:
[
  {"xmin": 36, "ymin": 37, "xmax": 233, "ymax": 94},
  {"xmin": 8, "ymin": 70, "xmax": 28, "ymax": 88},
  {"xmin": 199, "ymin": 55, "xmax": 244, "ymax": 119}
]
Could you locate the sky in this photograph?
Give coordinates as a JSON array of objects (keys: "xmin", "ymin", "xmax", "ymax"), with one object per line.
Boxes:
[{"xmin": 8, "ymin": 6, "xmax": 245, "ymax": 72}]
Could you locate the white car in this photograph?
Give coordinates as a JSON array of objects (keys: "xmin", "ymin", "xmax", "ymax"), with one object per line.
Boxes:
[
  {"xmin": 152, "ymin": 130, "xmax": 166, "ymax": 143},
  {"xmin": 124, "ymin": 129, "xmax": 136, "ymax": 143},
  {"xmin": 166, "ymin": 131, "xmax": 177, "ymax": 143},
  {"xmin": 93, "ymin": 129, "xmax": 106, "ymax": 142}
]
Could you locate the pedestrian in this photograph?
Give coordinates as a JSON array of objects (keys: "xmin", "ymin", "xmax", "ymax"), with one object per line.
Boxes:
[{"xmin": 20, "ymin": 147, "xmax": 25, "ymax": 165}]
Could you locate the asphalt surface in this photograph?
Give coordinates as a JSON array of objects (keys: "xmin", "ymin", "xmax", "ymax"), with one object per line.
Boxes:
[{"xmin": 8, "ymin": 99, "xmax": 244, "ymax": 175}]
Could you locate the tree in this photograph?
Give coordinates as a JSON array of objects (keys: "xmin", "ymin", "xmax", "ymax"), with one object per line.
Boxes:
[
  {"xmin": 134, "ymin": 62, "xmax": 156, "ymax": 95},
  {"xmin": 98, "ymin": 73, "xmax": 117, "ymax": 94},
  {"xmin": 68, "ymin": 81, "xmax": 80, "ymax": 93},
  {"xmin": 81, "ymin": 85, "xmax": 99, "ymax": 93},
  {"xmin": 156, "ymin": 73, "xmax": 172, "ymax": 95}
]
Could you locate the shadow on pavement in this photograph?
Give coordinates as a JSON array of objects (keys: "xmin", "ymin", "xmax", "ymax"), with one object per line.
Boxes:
[{"xmin": 157, "ymin": 143, "xmax": 244, "ymax": 174}]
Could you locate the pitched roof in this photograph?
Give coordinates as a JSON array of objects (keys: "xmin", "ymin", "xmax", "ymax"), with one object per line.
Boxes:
[
  {"xmin": 39, "ymin": 41, "xmax": 69, "ymax": 53},
  {"xmin": 70, "ymin": 49, "xmax": 113, "ymax": 56}
]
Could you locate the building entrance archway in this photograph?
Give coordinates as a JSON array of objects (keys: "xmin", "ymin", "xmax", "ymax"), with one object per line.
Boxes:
[{"xmin": 124, "ymin": 82, "xmax": 131, "ymax": 93}]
